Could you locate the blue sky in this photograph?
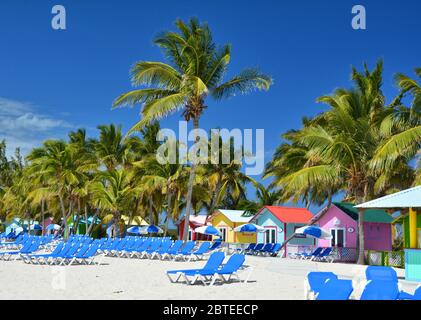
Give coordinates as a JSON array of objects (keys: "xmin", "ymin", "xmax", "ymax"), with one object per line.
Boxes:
[{"xmin": 0, "ymin": 0, "xmax": 420, "ymax": 212}]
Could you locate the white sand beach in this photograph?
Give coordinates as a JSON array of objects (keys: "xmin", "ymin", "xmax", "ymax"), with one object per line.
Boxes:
[{"xmin": 0, "ymin": 255, "xmax": 414, "ymax": 300}]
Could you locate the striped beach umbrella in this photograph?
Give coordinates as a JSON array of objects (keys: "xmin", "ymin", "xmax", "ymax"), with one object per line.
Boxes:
[
  {"xmin": 294, "ymin": 225, "xmax": 332, "ymax": 239},
  {"xmin": 233, "ymin": 223, "xmax": 265, "ymax": 233},
  {"xmin": 141, "ymin": 225, "xmax": 163, "ymax": 234},
  {"xmin": 127, "ymin": 226, "xmax": 142, "ymax": 234},
  {"xmin": 31, "ymin": 224, "xmax": 42, "ymax": 231},
  {"xmin": 194, "ymin": 226, "xmax": 221, "ymax": 236}
]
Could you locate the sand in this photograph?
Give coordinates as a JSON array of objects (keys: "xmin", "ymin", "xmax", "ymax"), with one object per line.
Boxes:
[{"xmin": 0, "ymin": 253, "xmax": 416, "ymax": 300}]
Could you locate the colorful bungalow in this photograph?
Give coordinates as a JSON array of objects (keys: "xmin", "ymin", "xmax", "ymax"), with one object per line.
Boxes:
[
  {"xmin": 355, "ymin": 186, "xmax": 421, "ymax": 280},
  {"xmin": 250, "ymin": 206, "xmax": 314, "ymax": 245},
  {"xmin": 177, "ymin": 214, "xmax": 212, "ymax": 241},
  {"xmin": 207, "ymin": 209, "xmax": 256, "ymax": 243},
  {"xmin": 311, "ymin": 202, "xmax": 393, "ymax": 251}
]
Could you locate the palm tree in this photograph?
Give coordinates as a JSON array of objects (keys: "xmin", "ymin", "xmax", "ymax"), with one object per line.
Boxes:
[
  {"xmin": 237, "ymin": 184, "xmax": 283, "ymax": 214},
  {"xmin": 94, "ymin": 124, "xmax": 142, "ymax": 171},
  {"xmin": 268, "ymin": 61, "xmax": 417, "ymax": 264},
  {"xmin": 371, "ymin": 68, "xmax": 421, "ymax": 180},
  {"xmin": 113, "ymin": 18, "xmax": 272, "ymax": 240},
  {"xmin": 26, "ymin": 140, "xmax": 87, "ymax": 238},
  {"xmin": 91, "ymin": 169, "xmax": 139, "ymax": 237}
]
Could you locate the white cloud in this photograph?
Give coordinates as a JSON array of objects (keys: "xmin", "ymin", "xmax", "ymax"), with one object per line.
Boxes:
[{"xmin": 0, "ymin": 97, "xmax": 72, "ymax": 157}]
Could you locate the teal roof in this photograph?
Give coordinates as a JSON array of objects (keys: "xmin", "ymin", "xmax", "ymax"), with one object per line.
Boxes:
[
  {"xmin": 333, "ymin": 202, "xmax": 393, "ymax": 223},
  {"xmin": 355, "ymin": 186, "xmax": 421, "ymax": 209}
]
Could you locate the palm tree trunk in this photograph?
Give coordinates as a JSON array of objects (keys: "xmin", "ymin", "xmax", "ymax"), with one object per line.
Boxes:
[
  {"xmin": 58, "ymin": 195, "xmax": 68, "ymax": 239},
  {"xmin": 164, "ymin": 191, "xmax": 173, "ymax": 237},
  {"xmin": 41, "ymin": 198, "xmax": 45, "ymax": 236},
  {"xmin": 182, "ymin": 117, "xmax": 200, "ymax": 241},
  {"xmin": 87, "ymin": 209, "xmax": 99, "ymax": 236},
  {"xmin": 357, "ymin": 208, "xmax": 365, "ymax": 264},
  {"xmin": 209, "ymin": 180, "xmax": 222, "ymax": 216},
  {"xmin": 149, "ymin": 197, "xmax": 154, "ymax": 225},
  {"xmin": 84, "ymin": 204, "xmax": 89, "ymax": 235}
]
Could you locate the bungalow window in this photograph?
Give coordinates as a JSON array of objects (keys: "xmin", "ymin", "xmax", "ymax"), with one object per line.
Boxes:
[
  {"xmin": 188, "ymin": 229, "xmax": 193, "ymax": 241},
  {"xmin": 330, "ymin": 228, "xmax": 345, "ymax": 247},
  {"xmin": 264, "ymin": 227, "xmax": 277, "ymax": 243}
]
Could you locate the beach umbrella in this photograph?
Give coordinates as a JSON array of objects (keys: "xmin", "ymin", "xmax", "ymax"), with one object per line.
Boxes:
[
  {"xmin": 46, "ymin": 224, "xmax": 61, "ymax": 231},
  {"xmin": 15, "ymin": 227, "xmax": 24, "ymax": 234},
  {"xmin": 30, "ymin": 224, "xmax": 42, "ymax": 230},
  {"xmin": 9, "ymin": 222, "xmax": 20, "ymax": 229},
  {"xmin": 194, "ymin": 226, "xmax": 221, "ymax": 236},
  {"xmin": 127, "ymin": 226, "xmax": 142, "ymax": 234},
  {"xmin": 140, "ymin": 225, "xmax": 163, "ymax": 234},
  {"xmin": 233, "ymin": 223, "xmax": 265, "ymax": 233},
  {"xmin": 294, "ymin": 225, "xmax": 332, "ymax": 239}
]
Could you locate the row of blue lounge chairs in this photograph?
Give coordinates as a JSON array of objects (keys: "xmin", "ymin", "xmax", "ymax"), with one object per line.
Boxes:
[
  {"xmin": 0, "ymin": 235, "xmax": 56, "ymax": 260},
  {"xmin": 238, "ymin": 243, "xmax": 281, "ymax": 256},
  {"xmin": 0, "ymin": 234, "xmax": 226, "ymax": 265},
  {"xmin": 290, "ymin": 247, "xmax": 334, "ymax": 262},
  {"xmin": 99, "ymin": 237, "xmax": 222, "ymax": 261},
  {"xmin": 22, "ymin": 238, "xmax": 102, "ymax": 266},
  {"xmin": 306, "ymin": 266, "xmax": 421, "ymax": 300},
  {"xmin": 166, "ymin": 251, "xmax": 252, "ymax": 286}
]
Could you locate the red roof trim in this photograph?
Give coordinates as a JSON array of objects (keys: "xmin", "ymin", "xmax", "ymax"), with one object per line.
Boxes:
[{"xmin": 252, "ymin": 205, "xmax": 313, "ymax": 224}]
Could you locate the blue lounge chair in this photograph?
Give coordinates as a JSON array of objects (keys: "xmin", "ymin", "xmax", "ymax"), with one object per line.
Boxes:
[
  {"xmin": 185, "ymin": 254, "xmax": 250, "ymax": 286},
  {"xmin": 315, "ymin": 279, "xmax": 354, "ymax": 300},
  {"xmin": 208, "ymin": 241, "xmax": 222, "ymax": 252},
  {"xmin": 268, "ymin": 243, "xmax": 281, "ymax": 257},
  {"xmin": 173, "ymin": 241, "xmax": 197, "ymax": 261},
  {"xmin": 149, "ymin": 241, "xmax": 174, "ymax": 260},
  {"xmin": 49, "ymin": 243, "xmax": 82, "ymax": 265},
  {"xmin": 249, "ymin": 243, "xmax": 264, "ymax": 255},
  {"xmin": 365, "ymin": 266, "xmax": 397, "ymax": 281},
  {"xmin": 314, "ymin": 247, "xmax": 334, "ymax": 262},
  {"xmin": 295, "ymin": 247, "xmax": 323, "ymax": 260},
  {"xmin": 128, "ymin": 240, "xmax": 152, "ymax": 258},
  {"xmin": 399, "ymin": 286, "xmax": 421, "ymax": 300},
  {"xmin": 185, "ymin": 242, "xmax": 211, "ymax": 261},
  {"xmin": 257, "ymin": 243, "xmax": 274, "ymax": 255},
  {"xmin": 238, "ymin": 243, "xmax": 255, "ymax": 254},
  {"xmin": 167, "ymin": 251, "xmax": 225, "ymax": 283},
  {"xmin": 360, "ymin": 280, "xmax": 400, "ymax": 300},
  {"xmin": 58, "ymin": 244, "xmax": 91, "ymax": 265},
  {"xmin": 64, "ymin": 243, "xmax": 101, "ymax": 265},
  {"xmin": 32, "ymin": 242, "xmax": 74, "ymax": 265},
  {"xmin": 0, "ymin": 240, "xmax": 41, "ymax": 261},
  {"xmin": 161, "ymin": 240, "xmax": 184, "ymax": 260},
  {"xmin": 138, "ymin": 240, "xmax": 163, "ymax": 259},
  {"xmin": 305, "ymin": 272, "xmax": 338, "ymax": 299},
  {"xmin": 22, "ymin": 242, "xmax": 65, "ymax": 264}
]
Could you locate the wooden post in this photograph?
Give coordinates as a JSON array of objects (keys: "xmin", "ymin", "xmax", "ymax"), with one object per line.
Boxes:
[
  {"xmin": 409, "ymin": 208, "xmax": 417, "ymax": 249},
  {"xmin": 357, "ymin": 208, "xmax": 365, "ymax": 265}
]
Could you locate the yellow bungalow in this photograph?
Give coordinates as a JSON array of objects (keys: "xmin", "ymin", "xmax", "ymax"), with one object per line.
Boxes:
[{"xmin": 207, "ymin": 209, "xmax": 256, "ymax": 243}]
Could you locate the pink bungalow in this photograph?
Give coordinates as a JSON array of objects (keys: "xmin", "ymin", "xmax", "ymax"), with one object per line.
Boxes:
[{"xmin": 311, "ymin": 202, "xmax": 393, "ymax": 251}]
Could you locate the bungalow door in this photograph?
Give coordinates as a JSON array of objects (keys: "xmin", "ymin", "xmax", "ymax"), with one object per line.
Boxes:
[
  {"xmin": 330, "ymin": 228, "xmax": 345, "ymax": 247},
  {"xmin": 330, "ymin": 228, "xmax": 345, "ymax": 248},
  {"xmin": 264, "ymin": 227, "xmax": 277, "ymax": 243},
  {"xmin": 218, "ymin": 226, "xmax": 228, "ymax": 242}
]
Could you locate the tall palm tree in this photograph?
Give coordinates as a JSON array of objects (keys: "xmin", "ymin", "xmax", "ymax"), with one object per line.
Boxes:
[{"xmin": 113, "ymin": 18, "xmax": 272, "ymax": 240}]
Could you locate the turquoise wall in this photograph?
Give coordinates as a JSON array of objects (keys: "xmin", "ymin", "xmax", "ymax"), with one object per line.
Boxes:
[
  {"xmin": 254, "ymin": 208, "xmax": 285, "ymax": 243},
  {"xmin": 254, "ymin": 208, "xmax": 314, "ymax": 245}
]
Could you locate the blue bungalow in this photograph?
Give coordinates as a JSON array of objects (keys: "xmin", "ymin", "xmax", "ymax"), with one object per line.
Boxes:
[{"xmin": 250, "ymin": 206, "xmax": 314, "ymax": 246}]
